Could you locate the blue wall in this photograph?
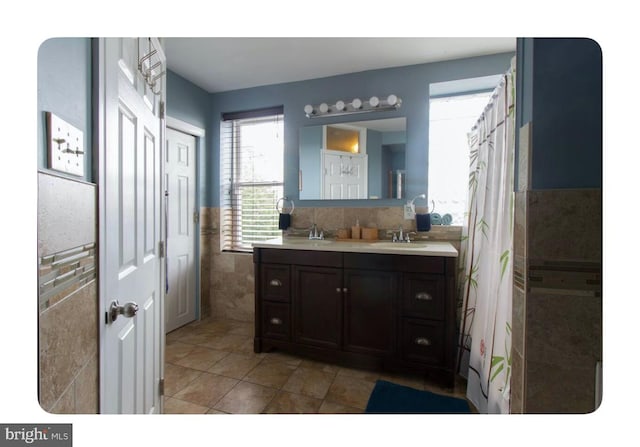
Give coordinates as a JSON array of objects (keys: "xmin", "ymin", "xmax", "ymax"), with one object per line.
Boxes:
[
  {"xmin": 166, "ymin": 70, "xmax": 210, "ymax": 130},
  {"xmin": 516, "ymin": 38, "xmax": 602, "ymax": 189},
  {"xmin": 298, "ymin": 126, "xmax": 323, "ymax": 199},
  {"xmin": 205, "ymin": 52, "xmax": 514, "ymax": 207},
  {"xmin": 37, "ymin": 38, "xmax": 93, "ymax": 182}
]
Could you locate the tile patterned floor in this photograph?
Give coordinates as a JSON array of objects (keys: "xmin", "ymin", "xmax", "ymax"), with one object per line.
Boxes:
[{"xmin": 163, "ymin": 318, "xmax": 473, "ymax": 414}]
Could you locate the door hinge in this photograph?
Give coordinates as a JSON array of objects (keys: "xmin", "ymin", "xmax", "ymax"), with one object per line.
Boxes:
[
  {"xmin": 160, "ymin": 101, "xmax": 166, "ymax": 120},
  {"xmin": 158, "ymin": 241, "xmax": 165, "ymax": 258},
  {"xmin": 159, "ymin": 378, "xmax": 165, "ymax": 396},
  {"xmin": 193, "ymin": 211, "xmax": 200, "ymax": 224}
]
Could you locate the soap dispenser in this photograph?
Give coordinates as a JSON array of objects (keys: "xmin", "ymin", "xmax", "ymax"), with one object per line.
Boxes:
[{"xmin": 351, "ymin": 219, "xmax": 361, "ymax": 240}]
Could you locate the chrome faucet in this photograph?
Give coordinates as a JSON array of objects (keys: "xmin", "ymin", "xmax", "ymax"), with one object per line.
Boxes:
[
  {"xmin": 392, "ymin": 226, "xmax": 415, "ymax": 243},
  {"xmin": 309, "ymin": 223, "xmax": 324, "ymax": 240}
]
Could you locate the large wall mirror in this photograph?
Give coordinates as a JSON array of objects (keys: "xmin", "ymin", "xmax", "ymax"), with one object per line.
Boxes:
[{"xmin": 299, "ymin": 117, "xmax": 407, "ymax": 200}]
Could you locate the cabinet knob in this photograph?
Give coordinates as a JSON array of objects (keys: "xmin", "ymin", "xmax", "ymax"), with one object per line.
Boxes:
[
  {"xmin": 269, "ymin": 279, "xmax": 282, "ymax": 287},
  {"xmin": 414, "ymin": 337, "xmax": 431, "ymax": 346},
  {"xmin": 270, "ymin": 317, "xmax": 283, "ymax": 325},
  {"xmin": 336, "ymin": 287, "xmax": 341, "ymax": 293},
  {"xmin": 415, "ymin": 292, "xmax": 432, "ymax": 301},
  {"xmin": 343, "ymin": 287, "xmax": 348, "ymax": 293}
]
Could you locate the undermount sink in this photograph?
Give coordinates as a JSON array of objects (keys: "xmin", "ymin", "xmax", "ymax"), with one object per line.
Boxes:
[
  {"xmin": 284, "ymin": 239, "xmax": 334, "ymax": 245},
  {"xmin": 369, "ymin": 241, "xmax": 431, "ymax": 249}
]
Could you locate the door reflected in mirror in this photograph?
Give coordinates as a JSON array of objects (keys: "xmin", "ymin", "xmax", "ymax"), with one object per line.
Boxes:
[{"xmin": 299, "ymin": 117, "xmax": 406, "ymax": 200}]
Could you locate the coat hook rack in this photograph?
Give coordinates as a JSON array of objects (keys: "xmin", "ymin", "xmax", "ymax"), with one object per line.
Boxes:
[{"xmin": 138, "ymin": 39, "xmax": 164, "ymax": 96}]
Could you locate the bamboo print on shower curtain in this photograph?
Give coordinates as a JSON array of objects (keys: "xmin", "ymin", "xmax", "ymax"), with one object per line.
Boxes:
[{"xmin": 457, "ymin": 63, "xmax": 515, "ymax": 414}]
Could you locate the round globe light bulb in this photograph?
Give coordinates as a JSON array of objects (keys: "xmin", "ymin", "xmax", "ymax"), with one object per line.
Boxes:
[
  {"xmin": 335, "ymin": 100, "xmax": 345, "ymax": 111},
  {"xmin": 352, "ymin": 98, "xmax": 362, "ymax": 109},
  {"xmin": 319, "ymin": 103, "xmax": 329, "ymax": 114},
  {"xmin": 369, "ymin": 96, "xmax": 380, "ymax": 107},
  {"xmin": 387, "ymin": 94, "xmax": 399, "ymax": 106},
  {"xmin": 304, "ymin": 104, "xmax": 314, "ymax": 115}
]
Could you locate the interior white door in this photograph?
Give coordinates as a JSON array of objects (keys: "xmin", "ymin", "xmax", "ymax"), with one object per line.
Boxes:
[
  {"xmin": 165, "ymin": 127, "xmax": 197, "ymax": 333},
  {"xmin": 99, "ymin": 38, "xmax": 165, "ymax": 414},
  {"xmin": 322, "ymin": 151, "xmax": 368, "ymax": 199}
]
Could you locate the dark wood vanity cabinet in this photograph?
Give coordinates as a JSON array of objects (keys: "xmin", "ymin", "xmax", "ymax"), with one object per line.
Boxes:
[{"xmin": 254, "ymin": 248, "xmax": 457, "ymax": 387}]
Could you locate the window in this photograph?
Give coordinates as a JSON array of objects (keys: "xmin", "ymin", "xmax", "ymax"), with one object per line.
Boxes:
[
  {"xmin": 221, "ymin": 107, "xmax": 284, "ymax": 251},
  {"xmin": 428, "ymin": 91, "xmax": 493, "ymax": 226}
]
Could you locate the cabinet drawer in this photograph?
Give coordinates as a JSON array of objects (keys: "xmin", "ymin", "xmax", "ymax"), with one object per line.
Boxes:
[
  {"xmin": 262, "ymin": 301, "xmax": 291, "ymax": 341},
  {"xmin": 261, "ymin": 264, "xmax": 290, "ymax": 302},
  {"xmin": 344, "ymin": 252, "xmax": 445, "ymax": 273},
  {"xmin": 402, "ymin": 273, "xmax": 445, "ymax": 320},
  {"xmin": 400, "ymin": 319, "xmax": 444, "ymax": 365},
  {"xmin": 259, "ymin": 248, "xmax": 342, "ymax": 267}
]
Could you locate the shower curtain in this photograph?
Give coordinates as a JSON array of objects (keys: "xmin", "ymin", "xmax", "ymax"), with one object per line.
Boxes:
[{"xmin": 457, "ymin": 62, "xmax": 515, "ymax": 414}]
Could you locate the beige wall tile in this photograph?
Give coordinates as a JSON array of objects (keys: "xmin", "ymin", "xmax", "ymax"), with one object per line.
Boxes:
[
  {"xmin": 525, "ymin": 360, "xmax": 597, "ymax": 413},
  {"xmin": 48, "ymin": 384, "xmax": 74, "ymax": 414},
  {"xmin": 528, "ymin": 189, "xmax": 601, "ymax": 262},
  {"xmin": 517, "ymin": 122, "xmax": 532, "ymax": 192},
  {"xmin": 512, "ymin": 285, "xmax": 526, "ymax": 358},
  {"xmin": 526, "ymin": 291, "xmax": 602, "ymax": 367},
  {"xmin": 509, "ymin": 350, "xmax": 524, "ymax": 414},
  {"xmin": 74, "ymin": 355, "xmax": 98, "ymax": 414},
  {"xmin": 291, "ymin": 208, "xmax": 314, "ymax": 230},
  {"xmin": 314, "ymin": 207, "xmax": 345, "ymax": 231},
  {"xmin": 514, "ymin": 191, "xmax": 527, "ymax": 258},
  {"xmin": 39, "ymin": 281, "xmax": 97, "ymax": 411},
  {"xmin": 38, "ymin": 172, "xmax": 96, "ymax": 258}
]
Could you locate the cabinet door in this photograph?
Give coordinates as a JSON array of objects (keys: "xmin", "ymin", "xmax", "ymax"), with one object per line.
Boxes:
[
  {"xmin": 293, "ymin": 266, "xmax": 343, "ymax": 349},
  {"xmin": 343, "ymin": 269, "xmax": 397, "ymax": 356}
]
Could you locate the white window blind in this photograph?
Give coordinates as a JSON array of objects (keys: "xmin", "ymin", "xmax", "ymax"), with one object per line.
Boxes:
[{"xmin": 220, "ymin": 107, "xmax": 284, "ymax": 252}]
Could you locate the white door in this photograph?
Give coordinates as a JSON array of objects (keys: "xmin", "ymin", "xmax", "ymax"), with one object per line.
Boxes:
[
  {"xmin": 165, "ymin": 127, "xmax": 197, "ymax": 333},
  {"xmin": 99, "ymin": 38, "xmax": 166, "ymax": 414},
  {"xmin": 322, "ymin": 151, "xmax": 368, "ymax": 199}
]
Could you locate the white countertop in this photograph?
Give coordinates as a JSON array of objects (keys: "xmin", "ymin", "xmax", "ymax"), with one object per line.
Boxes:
[{"xmin": 252, "ymin": 237, "xmax": 458, "ymax": 257}]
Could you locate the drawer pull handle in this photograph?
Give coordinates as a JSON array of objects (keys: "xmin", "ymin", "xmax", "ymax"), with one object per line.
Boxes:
[
  {"xmin": 270, "ymin": 317, "xmax": 283, "ymax": 325},
  {"xmin": 414, "ymin": 337, "xmax": 431, "ymax": 346},
  {"xmin": 269, "ymin": 279, "xmax": 282, "ymax": 287},
  {"xmin": 415, "ymin": 292, "xmax": 432, "ymax": 301}
]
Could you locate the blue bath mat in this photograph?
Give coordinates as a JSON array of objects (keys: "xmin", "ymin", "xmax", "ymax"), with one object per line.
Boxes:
[{"xmin": 365, "ymin": 380, "xmax": 471, "ymax": 414}]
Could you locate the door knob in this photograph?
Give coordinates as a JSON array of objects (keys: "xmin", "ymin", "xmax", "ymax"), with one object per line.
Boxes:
[{"xmin": 109, "ymin": 300, "xmax": 139, "ymax": 323}]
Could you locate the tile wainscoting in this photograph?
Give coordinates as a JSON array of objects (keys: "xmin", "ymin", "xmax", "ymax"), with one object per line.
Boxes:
[
  {"xmin": 511, "ymin": 188, "xmax": 602, "ymax": 413},
  {"xmin": 38, "ymin": 172, "xmax": 98, "ymax": 413}
]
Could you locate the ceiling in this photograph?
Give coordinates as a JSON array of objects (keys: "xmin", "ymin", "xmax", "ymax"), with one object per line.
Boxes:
[{"xmin": 164, "ymin": 37, "xmax": 516, "ymax": 94}]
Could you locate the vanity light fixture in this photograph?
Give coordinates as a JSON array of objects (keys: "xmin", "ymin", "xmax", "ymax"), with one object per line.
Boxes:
[
  {"xmin": 304, "ymin": 94, "xmax": 402, "ymax": 118},
  {"xmin": 304, "ymin": 104, "xmax": 314, "ymax": 116}
]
